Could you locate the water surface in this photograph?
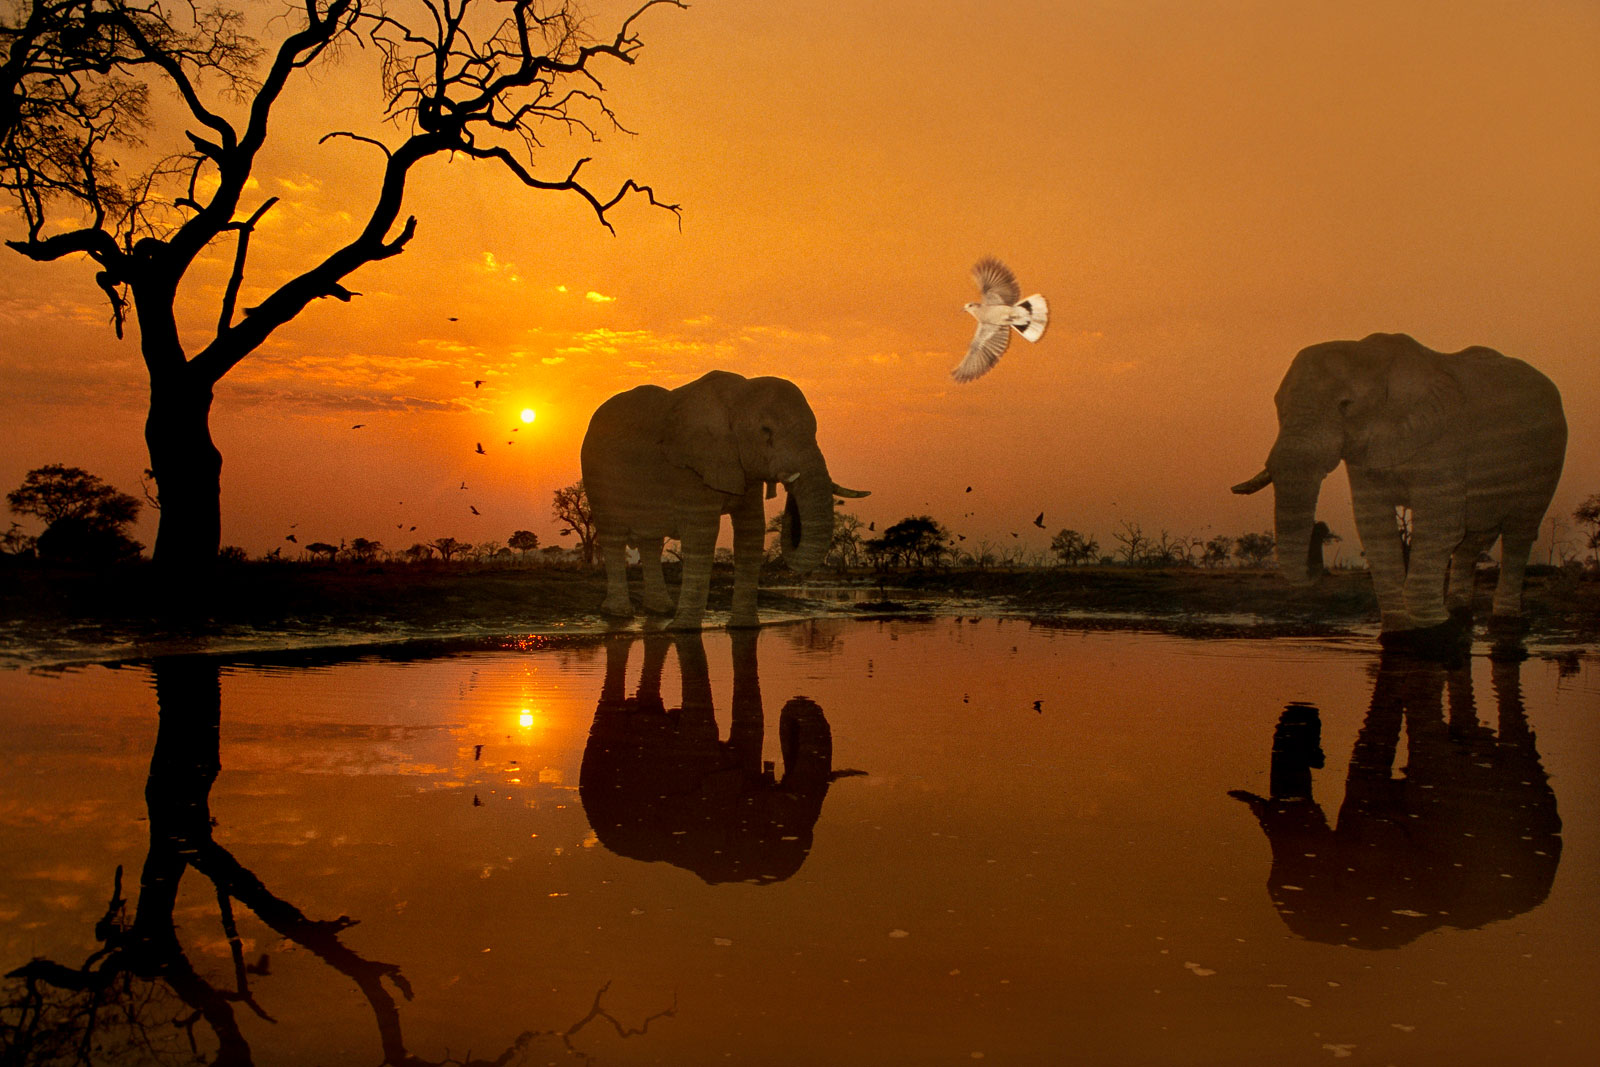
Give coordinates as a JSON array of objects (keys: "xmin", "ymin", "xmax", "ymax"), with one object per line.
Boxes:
[{"xmin": 2, "ymin": 619, "xmax": 1596, "ymax": 1064}]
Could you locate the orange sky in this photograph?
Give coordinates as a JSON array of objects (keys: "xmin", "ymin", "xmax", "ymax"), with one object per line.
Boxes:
[{"xmin": 2, "ymin": 0, "xmax": 1597, "ymax": 563}]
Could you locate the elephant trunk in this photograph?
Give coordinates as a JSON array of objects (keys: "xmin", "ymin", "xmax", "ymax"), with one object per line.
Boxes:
[
  {"xmin": 1273, "ymin": 473, "xmax": 1324, "ymax": 587},
  {"xmin": 779, "ymin": 464, "xmax": 835, "ymax": 575}
]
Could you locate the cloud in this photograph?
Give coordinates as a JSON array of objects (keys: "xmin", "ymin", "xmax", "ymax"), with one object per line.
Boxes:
[{"xmin": 584, "ymin": 290, "xmax": 615, "ymax": 303}]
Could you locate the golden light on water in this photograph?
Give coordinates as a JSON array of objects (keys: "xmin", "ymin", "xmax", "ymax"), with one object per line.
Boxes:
[
  {"xmin": 519, "ymin": 409, "xmax": 536, "ymax": 424},
  {"xmin": 518, "ymin": 708, "xmax": 535, "ymax": 729}
]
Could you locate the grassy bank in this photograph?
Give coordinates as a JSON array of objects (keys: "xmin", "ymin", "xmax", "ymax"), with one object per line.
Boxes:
[{"xmin": 2, "ymin": 558, "xmax": 1595, "ymax": 660}]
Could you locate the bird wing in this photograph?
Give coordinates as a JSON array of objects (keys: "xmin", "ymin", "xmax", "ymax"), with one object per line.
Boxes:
[
  {"xmin": 972, "ymin": 257, "xmax": 1020, "ymax": 306},
  {"xmin": 951, "ymin": 321, "xmax": 1012, "ymax": 382}
]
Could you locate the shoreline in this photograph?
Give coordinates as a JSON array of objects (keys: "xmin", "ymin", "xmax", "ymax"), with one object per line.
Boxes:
[{"xmin": 2, "ymin": 560, "xmax": 1595, "ymax": 669}]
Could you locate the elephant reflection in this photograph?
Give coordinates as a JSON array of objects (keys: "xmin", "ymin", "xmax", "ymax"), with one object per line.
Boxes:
[
  {"xmin": 579, "ymin": 630, "xmax": 855, "ymax": 884},
  {"xmin": 1231, "ymin": 654, "xmax": 1561, "ymax": 948}
]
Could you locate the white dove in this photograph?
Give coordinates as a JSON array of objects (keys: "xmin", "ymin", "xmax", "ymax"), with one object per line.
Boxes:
[{"xmin": 950, "ymin": 257, "xmax": 1048, "ymax": 383}]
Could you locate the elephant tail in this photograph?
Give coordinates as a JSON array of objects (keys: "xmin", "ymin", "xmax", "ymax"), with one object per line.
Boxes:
[{"xmin": 1014, "ymin": 294, "xmax": 1048, "ymax": 342}]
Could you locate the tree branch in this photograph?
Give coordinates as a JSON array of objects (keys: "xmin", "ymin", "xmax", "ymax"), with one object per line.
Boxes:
[{"xmin": 216, "ymin": 196, "xmax": 278, "ymax": 334}]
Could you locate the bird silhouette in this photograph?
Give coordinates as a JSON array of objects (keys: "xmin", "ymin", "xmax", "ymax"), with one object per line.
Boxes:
[
  {"xmin": 473, "ymin": 379, "xmax": 483, "ymax": 387},
  {"xmin": 1033, "ymin": 512, "xmax": 1045, "ymax": 528},
  {"xmin": 474, "ymin": 443, "xmax": 486, "ymax": 455},
  {"xmin": 470, "ymin": 505, "xmax": 480, "ymax": 515},
  {"xmin": 1011, "ymin": 532, "xmax": 1019, "ymax": 538},
  {"xmin": 957, "ymin": 534, "xmax": 966, "ymax": 541},
  {"xmin": 951, "ymin": 257, "xmax": 1049, "ymax": 383},
  {"xmin": 506, "ymin": 440, "xmax": 514, "ymax": 445},
  {"xmin": 966, "ymin": 486, "xmax": 973, "ymax": 492},
  {"xmin": 868, "ymin": 522, "xmax": 876, "ymax": 532},
  {"xmin": 1032, "ymin": 700, "xmax": 1043, "ymax": 713},
  {"xmin": 450, "ymin": 316, "xmax": 460, "ymax": 322},
  {"xmin": 351, "ymin": 423, "xmax": 365, "ymax": 429},
  {"xmin": 460, "ymin": 481, "xmax": 468, "ymax": 490},
  {"xmin": 285, "ymin": 533, "xmax": 297, "ymax": 543},
  {"xmin": 409, "ymin": 525, "xmax": 417, "ymax": 532}
]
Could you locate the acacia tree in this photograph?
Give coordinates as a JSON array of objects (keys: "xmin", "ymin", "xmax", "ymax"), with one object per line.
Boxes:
[
  {"xmin": 552, "ymin": 480, "xmax": 596, "ymax": 565},
  {"xmin": 1, "ymin": 0, "xmax": 682, "ymax": 575}
]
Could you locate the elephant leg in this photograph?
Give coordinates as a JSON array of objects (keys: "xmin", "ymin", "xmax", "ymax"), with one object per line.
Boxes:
[
  {"xmin": 598, "ymin": 530, "xmax": 634, "ymax": 617},
  {"xmin": 639, "ymin": 538, "xmax": 675, "ymax": 615},
  {"xmin": 669, "ymin": 516, "xmax": 720, "ymax": 631},
  {"xmin": 1491, "ymin": 522, "xmax": 1539, "ymax": 621},
  {"xmin": 728, "ymin": 490, "xmax": 766, "ymax": 628},
  {"xmin": 1403, "ymin": 496, "xmax": 1464, "ymax": 629},
  {"xmin": 1446, "ymin": 531, "xmax": 1495, "ymax": 621},
  {"xmin": 1350, "ymin": 476, "xmax": 1411, "ymax": 631}
]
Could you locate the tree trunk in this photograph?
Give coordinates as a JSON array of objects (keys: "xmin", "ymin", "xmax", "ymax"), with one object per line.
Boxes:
[{"xmin": 145, "ymin": 371, "xmax": 223, "ymax": 576}]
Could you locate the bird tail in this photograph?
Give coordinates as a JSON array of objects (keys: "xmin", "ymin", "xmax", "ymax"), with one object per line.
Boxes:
[{"xmin": 1014, "ymin": 295, "xmax": 1048, "ymax": 342}]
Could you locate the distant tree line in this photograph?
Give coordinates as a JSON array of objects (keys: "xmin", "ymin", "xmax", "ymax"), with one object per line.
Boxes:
[{"xmin": 9, "ymin": 465, "xmax": 1600, "ymax": 575}]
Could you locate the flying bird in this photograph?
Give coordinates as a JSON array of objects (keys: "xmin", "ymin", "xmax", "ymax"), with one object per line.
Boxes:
[
  {"xmin": 951, "ymin": 257, "xmax": 1049, "ymax": 383},
  {"xmin": 351, "ymin": 423, "xmax": 365, "ymax": 429},
  {"xmin": 966, "ymin": 486, "xmax": 973, "ymax": 492},
  {"xmin": 285, "ymin": 533, "xmax": 297, "ymax": 543},
  {"xmin": 1033, "ymin": 512, "xmax": 1045, "ymax": 528},
  {"xmin": 475, "ymin": 442, "xmax": 486, "ymax": 455},
  {"xmin": 473, "ymin": 379, "xmax": 484, "ymax": 388},
  {"xmin": 470, "ymin": 504, "xmax": 480, "ymax": 515}
]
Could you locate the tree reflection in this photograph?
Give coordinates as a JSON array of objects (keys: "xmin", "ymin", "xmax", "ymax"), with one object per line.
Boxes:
[
  {"xmin": 579, "ymin": 631, "xmax": 861, "ymax": 885},
  {"xmin": 2, "ymin": 655, "xmax": 668, "ymax": 1065},
  {"xmin": 1231, "ymin": 653, "xmax": 1562, "ymax": 949}
]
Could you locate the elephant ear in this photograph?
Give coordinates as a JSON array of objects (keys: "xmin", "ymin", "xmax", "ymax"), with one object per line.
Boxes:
[
  {"xmin": 1359, "ymin": 348, "xmax": 1464, "ymax": 470},
  {"xmin": 662, "ymin": 381, "xmax": 747, "ymax": 495}
]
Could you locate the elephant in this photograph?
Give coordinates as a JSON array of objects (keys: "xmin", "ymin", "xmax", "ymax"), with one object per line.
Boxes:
[
  {"xmin": 580, "ymin": 370, "xmax": 867, "ymax": 630},
  {"xmin": 1230, "ymin": 653, "xmax": 1561, "ymax": 949},
  {"xmin": 578, "ymin": 630, "xmax": 859, "ymax": 885},
  {"xmin": 1233, "ymin": 333, "xmax": 1566, "ymax": 645}
]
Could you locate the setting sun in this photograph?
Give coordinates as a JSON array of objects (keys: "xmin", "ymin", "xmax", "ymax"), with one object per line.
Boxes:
[{"xmin": 520, "ymin": 409, "xmax": 537, "ymax": 424}]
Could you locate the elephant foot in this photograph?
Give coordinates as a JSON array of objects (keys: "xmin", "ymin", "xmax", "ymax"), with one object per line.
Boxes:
[
  {"xmin": 666, "ymin": 614, "xmax": 706, "ymax": 632},
  {"xmin": 1378, "ymin": 619, "xmax": 1470, "ymax": 663},
  {"xmin": 1487, "ymin": 614, "xmax": 1530, "ymax": 662},
  {"xmin": 1447, "ymin": 605, "xmax": 1474, "ymax": 628},
  {"xmin": 1486, "ymin": 613, "xmax": 1529, "ymax": 637},
  {"xmin": 727, "ymin": 611, "xmax": 760, "ymax": 630},
  {"xmin": 599, "ymin": 594, "xmax": 635, "ymax": 618},
  {"xmin": 640, "ymin": 592, "xmax": 676, "ymax": 616}
]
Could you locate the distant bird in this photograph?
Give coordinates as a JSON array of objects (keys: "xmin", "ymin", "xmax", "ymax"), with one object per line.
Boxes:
[
  {"xmin": 957, "ymin": 534, "xmax": 966, "ymax": 541},
  {"xmin": 473, "ymin": 379, "xmax": 484, "ymax": 388},
  {"xmin": 1011, "ymin": 532, "xmax": 1019, "ymax": 538},
  {"xmin": 289, "ymin": 523, "xmax": 298, "ymax": 528},
  {"xmin": 868, "ymin": 522, "xmax": 875, "ymax": 532},
  {"xmin": 966, "ymin": 486, "xmax": 973, "ymax": 492},
  {"xmin": 511, "ymin": 427, "xmax": 519, "ymax": 432},
  {"xmin": 474, "ymin": 744, "xmax": 483, "ymax": 760},
  {"xmin": 951, "ymin": 257, "xmax": 1049, "ymax": 383},
  {"xmin": 1032, "ymin": 700, "xmax": 1043, "ymax": 713},
  {"xmin": 474, "ymin": 442, "xmax": 486, "ymax": 455},
  {"xmin": 351, "ymin": 423, "xmax": 365, "ymax": 429},
  {"xmin": 285, "ymin": 533, "xmax": 297, "ymax": 543},
  {"xmin": 450, "ymin": 317, "xmax": 460, "ymax": 322},
  {"xmin": 460, "ymin": 481, "xmax": 468, "ymax": 490},
  {"xmin": 409, "ymin": 525, "xmax": 416, "ymax": 532},
  {"xmin": 1033, "ymin": 512, "xmax": 1045, "ymax": 528},
  {"xmin": 470, "ymin": 504, "xmax": 480, "ymax": 515}
]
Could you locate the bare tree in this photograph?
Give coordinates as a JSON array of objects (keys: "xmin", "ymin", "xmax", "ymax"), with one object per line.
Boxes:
[
  {"xmin": 2, "ymin": 1, "xmax": 682, "ymax": 576},
  {"xmin": 1111, "ymin": 520, "xmax": 1148, "ymax": 566}
]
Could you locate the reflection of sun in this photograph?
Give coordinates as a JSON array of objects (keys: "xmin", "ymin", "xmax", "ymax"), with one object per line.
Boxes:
[
  {"xmin": 520, "ymin": 408, "xmax": 537, "ymax": 424},
  {"xmin": 518, "ymin": 707, "xmax": 535, "ymax": 729}
]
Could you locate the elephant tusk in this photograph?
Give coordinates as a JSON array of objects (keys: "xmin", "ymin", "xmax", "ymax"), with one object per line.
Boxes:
[
  {"xmin": 783, "ymin": 472, "xmax": 801, "ymax": 484},
  {"xmin": 831, "ymin": 482, "xmax": 871, "ymax": 498},
  {"xmin": 1231, "ymin": 469, "xmax": 1272, "ymax": 495}
]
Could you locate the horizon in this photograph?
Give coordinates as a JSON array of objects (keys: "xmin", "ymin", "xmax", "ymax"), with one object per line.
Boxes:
[{"xmin": 3, "ymin": 0, "xmax": 1596, "ymax": 564}]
